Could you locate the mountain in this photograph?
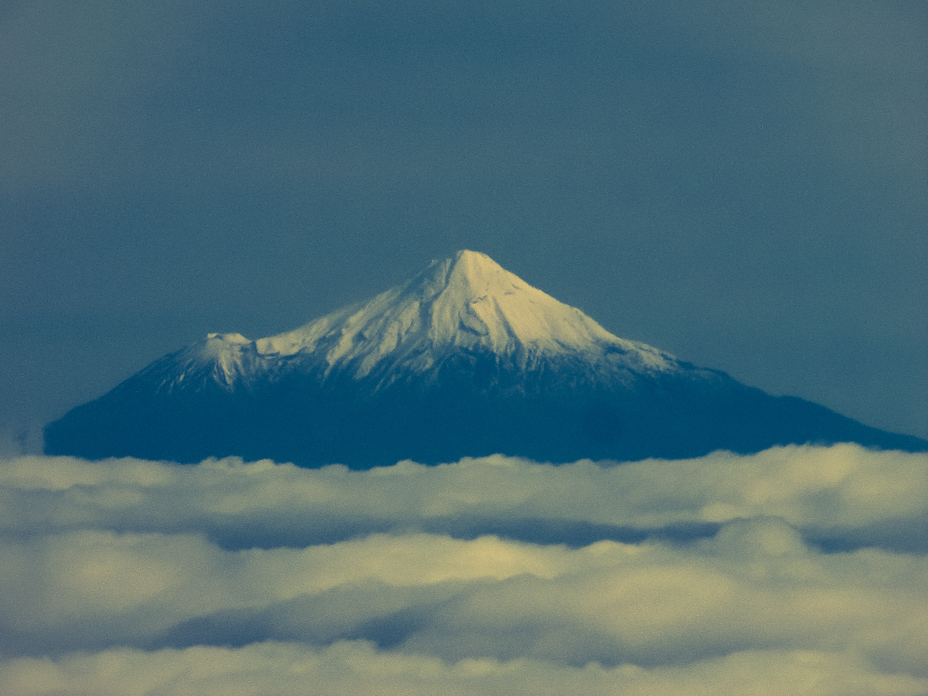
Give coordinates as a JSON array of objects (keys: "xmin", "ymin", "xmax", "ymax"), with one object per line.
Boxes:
[{"xmin": 44, "ymin": 250, "xmax": 928, "ymax": 467}]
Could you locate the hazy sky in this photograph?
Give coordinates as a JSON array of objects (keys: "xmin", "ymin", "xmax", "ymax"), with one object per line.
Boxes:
[{"xmin": 1, "ymin": 0, "xmax": 926, "ymax": 448}]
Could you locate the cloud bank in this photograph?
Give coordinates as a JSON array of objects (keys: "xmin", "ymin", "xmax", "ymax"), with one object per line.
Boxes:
[{"xmin": 1, "ymin": 445, "xmax": 927, "ymax": 695}]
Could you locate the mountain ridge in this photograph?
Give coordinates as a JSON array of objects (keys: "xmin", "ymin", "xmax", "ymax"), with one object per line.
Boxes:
[{"xmin": 44, "ymin": 251, "xmax": 928, "ymax": 467}]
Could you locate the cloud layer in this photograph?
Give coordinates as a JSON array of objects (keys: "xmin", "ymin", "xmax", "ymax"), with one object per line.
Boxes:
[{"xmin": 1, "ymin": 445, "xmax": 927, "ymax": 694}]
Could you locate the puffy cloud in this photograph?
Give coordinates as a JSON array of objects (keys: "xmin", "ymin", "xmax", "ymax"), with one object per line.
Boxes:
[
  {"xmin": 2, "ymin": 444, "xmax": 926, "ymax": 549},
  {"xmin": 1, "ymin": 446, "xmax": 927, "ymax": 693},
  {"xmin": 1, "ymin": 643, "xmax": 927, "ymax": 696}
]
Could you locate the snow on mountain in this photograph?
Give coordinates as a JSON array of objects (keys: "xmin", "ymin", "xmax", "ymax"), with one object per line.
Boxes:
[{"xmin": 183, "ymin": 250, "xmax": 682, "ymax": 392}]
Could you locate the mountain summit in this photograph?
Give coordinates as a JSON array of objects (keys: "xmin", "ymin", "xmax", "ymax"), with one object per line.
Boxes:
[
  {"xmin": 263, "ymin": 249, "xmax": 676, "ymax": 375},
  {"xmin": 45, "ymin": 251, "xmax": 928, "ymax": 467}
]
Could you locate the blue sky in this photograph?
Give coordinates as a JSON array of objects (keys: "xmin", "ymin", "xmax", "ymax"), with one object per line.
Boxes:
[{"xmin": 1, "ymin": 0, "xmax": 926, "ymax": 447}]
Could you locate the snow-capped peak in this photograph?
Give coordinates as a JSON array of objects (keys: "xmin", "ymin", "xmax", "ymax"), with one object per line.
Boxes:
[{"xmin": 246, "ymin": 250, "xmax": 680, "ymax": 382}]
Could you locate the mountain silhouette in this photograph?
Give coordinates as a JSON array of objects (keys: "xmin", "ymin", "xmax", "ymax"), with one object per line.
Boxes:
[{"xmin": 45, "ymin": 251, "xmax": 928, "ymax": 467}]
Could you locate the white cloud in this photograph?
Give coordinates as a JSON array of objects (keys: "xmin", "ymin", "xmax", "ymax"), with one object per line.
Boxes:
[
  {"xmin": 1, "ymin": 446, "xmax": 926, "ymax": 692},
  {"xmin": 1, "ymin": 642, "xmax": 926, "ymax": 696},
  {"xmin": 2, "ymin": 445, "xmax": 926, "ymax": 549}
]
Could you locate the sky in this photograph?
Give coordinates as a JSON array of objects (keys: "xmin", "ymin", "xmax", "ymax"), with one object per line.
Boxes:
[
  {"xmin": 2, "ymin": 446, "xmax": 928, "ymax": 694},
  {"xmin": 1, "ymin": 0, "xmax": 927, "ymax": 450}
]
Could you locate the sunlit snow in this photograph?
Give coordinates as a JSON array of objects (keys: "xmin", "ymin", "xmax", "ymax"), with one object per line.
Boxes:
[{"xmin": 195, "ymin": 251, "xmax": 679, "ymax": 387}]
